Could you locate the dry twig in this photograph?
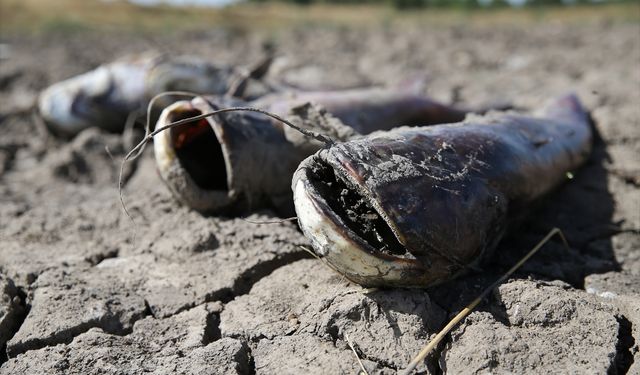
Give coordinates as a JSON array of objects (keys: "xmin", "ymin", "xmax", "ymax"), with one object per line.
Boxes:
[
  {"xmin": 345, "ymin": 332, "xmax": 370, "ymax": 375},
  {"xmin": 400, "ymin": 227, "xmax": 568, "ymax": 374}
]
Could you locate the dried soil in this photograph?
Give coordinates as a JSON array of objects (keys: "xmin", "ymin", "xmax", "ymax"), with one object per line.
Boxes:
[{"xmin": 1, "ymin": 19, "xmax": 639, "ymax": 374}]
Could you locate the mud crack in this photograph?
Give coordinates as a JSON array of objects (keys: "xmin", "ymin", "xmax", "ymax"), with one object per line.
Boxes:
[
  {"xmin": 610, "ymin": 315, "xmax": 635, "ymax": 375},
  {"xmin": 6, "ymin": 300, "xmax": 153, "ymax": 358},
  {"xmin": 205, "ymin": 248, "xmax": 311, "ymax": 305},
  {"xmin": 0, "ymin": 286, "xmax": 27, "ymax": 366}
]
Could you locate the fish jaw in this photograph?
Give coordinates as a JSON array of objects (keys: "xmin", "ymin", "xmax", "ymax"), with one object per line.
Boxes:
[{"xmin": 293, "ymin": 156, "xmax": 431, "ymax": 288}]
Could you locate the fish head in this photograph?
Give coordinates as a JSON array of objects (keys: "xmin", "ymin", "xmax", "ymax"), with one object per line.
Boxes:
[
  {"xmin": 38, "ymin": 67, "xmax": 119, "ymax": 136},
  {"xmin": 293, "ymin": 129, "xmax": 510, "ymax": 288},
  {"xmin": 293, "ymin": 146, "xmax": 448, "ymax": 288},
  {"xmin": 153, "ymin": 95, "xmax": 301, "ymax": 214},
  {"xmin": 38, "ymin": 58, "xmax": 152, "ymax": 136}
]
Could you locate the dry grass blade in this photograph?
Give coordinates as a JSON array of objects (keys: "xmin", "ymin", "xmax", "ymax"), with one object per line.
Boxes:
[
  {"xmin": 400, "ymin": 227, "xmax": 568, "ymax": 375},
  {"xmin": 241, "ymin": 216, "xmax": 298, "ymax": 225},
  {"xmin": 344, "ymin": 332, "xmax": 369, "ymax": 375},
  {"xmin": 297, "ymin": 245, "xmax": 321, "ymax": 260}
]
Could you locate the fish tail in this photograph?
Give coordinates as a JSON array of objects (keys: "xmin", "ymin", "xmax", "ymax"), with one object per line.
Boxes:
[
  {"xmin": 541, "ymin": 92, "xmax": 591, "ymax": 127},
  {"xmin": 393, "ymin": 74, "xmax": 429, "ymax": 96}
]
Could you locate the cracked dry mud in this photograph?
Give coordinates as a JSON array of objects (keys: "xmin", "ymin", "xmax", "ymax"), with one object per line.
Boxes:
[{"xmin": 1, "ymin": 17, "xmax": 639, "ymax": 374}]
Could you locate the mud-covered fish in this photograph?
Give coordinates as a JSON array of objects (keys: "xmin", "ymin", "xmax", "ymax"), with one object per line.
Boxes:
[
  {"xmin": 38, "ymin": 52, "xmax": 272, "ymax": 137},
  {"xmin": 153, "ymin": 85, "xmax": 497, "ymax": 214},
  {"xmin": 292, "ymin": 93, "xmax": 592, "ymax": 288}
]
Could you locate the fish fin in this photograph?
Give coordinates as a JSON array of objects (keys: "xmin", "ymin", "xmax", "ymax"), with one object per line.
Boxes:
[
  {"xmin": 248, "ymin": 54, "xmax": 274, "ymax": 80},
  {"xmin": 226, "ymin": 55, "xmax": 275, "ymax": 98}
]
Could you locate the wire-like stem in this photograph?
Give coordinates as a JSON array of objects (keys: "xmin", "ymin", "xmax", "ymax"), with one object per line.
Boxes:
[
  {"xmin": 241, "ymin": 216, "xmax": 299, "ymax": 225},
  {"xmin": 117, "ymin": 91, "xmax": 203, "ymax": 227}
]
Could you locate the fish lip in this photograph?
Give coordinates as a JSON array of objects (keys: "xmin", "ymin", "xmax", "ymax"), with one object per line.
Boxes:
[
  {"xmin": 153, "ymin": 99, "xmax": 236, "ymax": 213},
  {"xmin": 293, "ymin": 154, "xmax": 426, "ymax": 287}
]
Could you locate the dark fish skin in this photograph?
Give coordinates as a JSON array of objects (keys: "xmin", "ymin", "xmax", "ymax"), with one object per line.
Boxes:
[
  {"xmin": 252, "ymin": 86, "xmax": 477, "ymax": 134},
  {"xmin": 155, "ymin": 86, "xmax": 498, "ymax": 214},
  {"xmin": 292, "ymin": 93, "xmax": 592, "ymax": 288},
  {"xmin": 38, "ymin": 52, "xmax": 275, "ymax": 137}
]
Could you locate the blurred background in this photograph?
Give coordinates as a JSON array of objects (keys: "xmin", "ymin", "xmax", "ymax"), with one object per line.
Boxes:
[
  {"xmin": 1, "ymin": 0, "xmax": 638, "ymax": 106},
  {"xmin": 1, "ymin": 0, "xmax": 638, "ymax": 35}
]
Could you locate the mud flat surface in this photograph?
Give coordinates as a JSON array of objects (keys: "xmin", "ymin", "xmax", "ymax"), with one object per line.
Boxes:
[{"xmin": 1, "ymin": 18, "xmax": 639, "ymax": 374}]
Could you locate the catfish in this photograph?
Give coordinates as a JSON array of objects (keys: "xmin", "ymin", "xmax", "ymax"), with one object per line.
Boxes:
[{"xmin": 292, "ymin": 93, "xmax": 592, "ymax": 287}]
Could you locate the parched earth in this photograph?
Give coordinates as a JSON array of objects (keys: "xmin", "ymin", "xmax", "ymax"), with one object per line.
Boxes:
[{"xmin": 0, "ymin": 17, "xmax": 639, "ymax": 374}]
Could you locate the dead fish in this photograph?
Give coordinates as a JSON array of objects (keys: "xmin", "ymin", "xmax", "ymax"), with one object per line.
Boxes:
[
  {"xmin": 250, "ymin": 82, "xmax": 484, "ymax": 134},
  {"xmin": 38, "ymin": 52, "xmax": 272, "ymax": 137},
  {"xmin": 292, "ymin": 93, "xmax": 592, "ymax": 288},
  {"xmin": 153, "ymin": 85, "xmax": 495, "ymax": 214}
]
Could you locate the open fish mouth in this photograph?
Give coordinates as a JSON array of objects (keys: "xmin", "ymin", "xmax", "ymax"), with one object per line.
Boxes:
[
  {"xmin": 293, "ymin": 151, "xmax": 431, "ymax": 288},
  {"xmin": 164, "ymin": 106, "xmax": 228, "ymax": 191},
  {"xmin": 154, "ymin": 99, "xmax": 236, "ymax": 213},
  {"xmin": 154, "ymin": 95, "xmax": 315, "ymax": 215}
]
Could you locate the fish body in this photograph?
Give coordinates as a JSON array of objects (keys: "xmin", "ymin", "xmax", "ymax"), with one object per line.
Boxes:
[
  {"xmin": 252, "ymin": 85, "xmax": 471, "ymax": 134},
  {"xmin": 292, "ymin": 93, "xmax": 592, "ymax": 287},
  {"xmin": 38, "ymin": 52, "xmax": 268, "ymax": 137},
  {"xmin": 153, "ymin": 86, "xmax": 493, "ymax": 214}
]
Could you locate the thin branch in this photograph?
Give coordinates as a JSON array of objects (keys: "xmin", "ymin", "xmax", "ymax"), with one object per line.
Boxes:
[
  {"xmin": 345, "ymin": 332, "xmax": 370, "ymax": 375},
  {"xmin": 399, "ymin": 227, "xmax": 569, "ymax": 375},
  {"xmin": 241, "ymin": 216, "xmax": 298, "ymax": 225}
]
